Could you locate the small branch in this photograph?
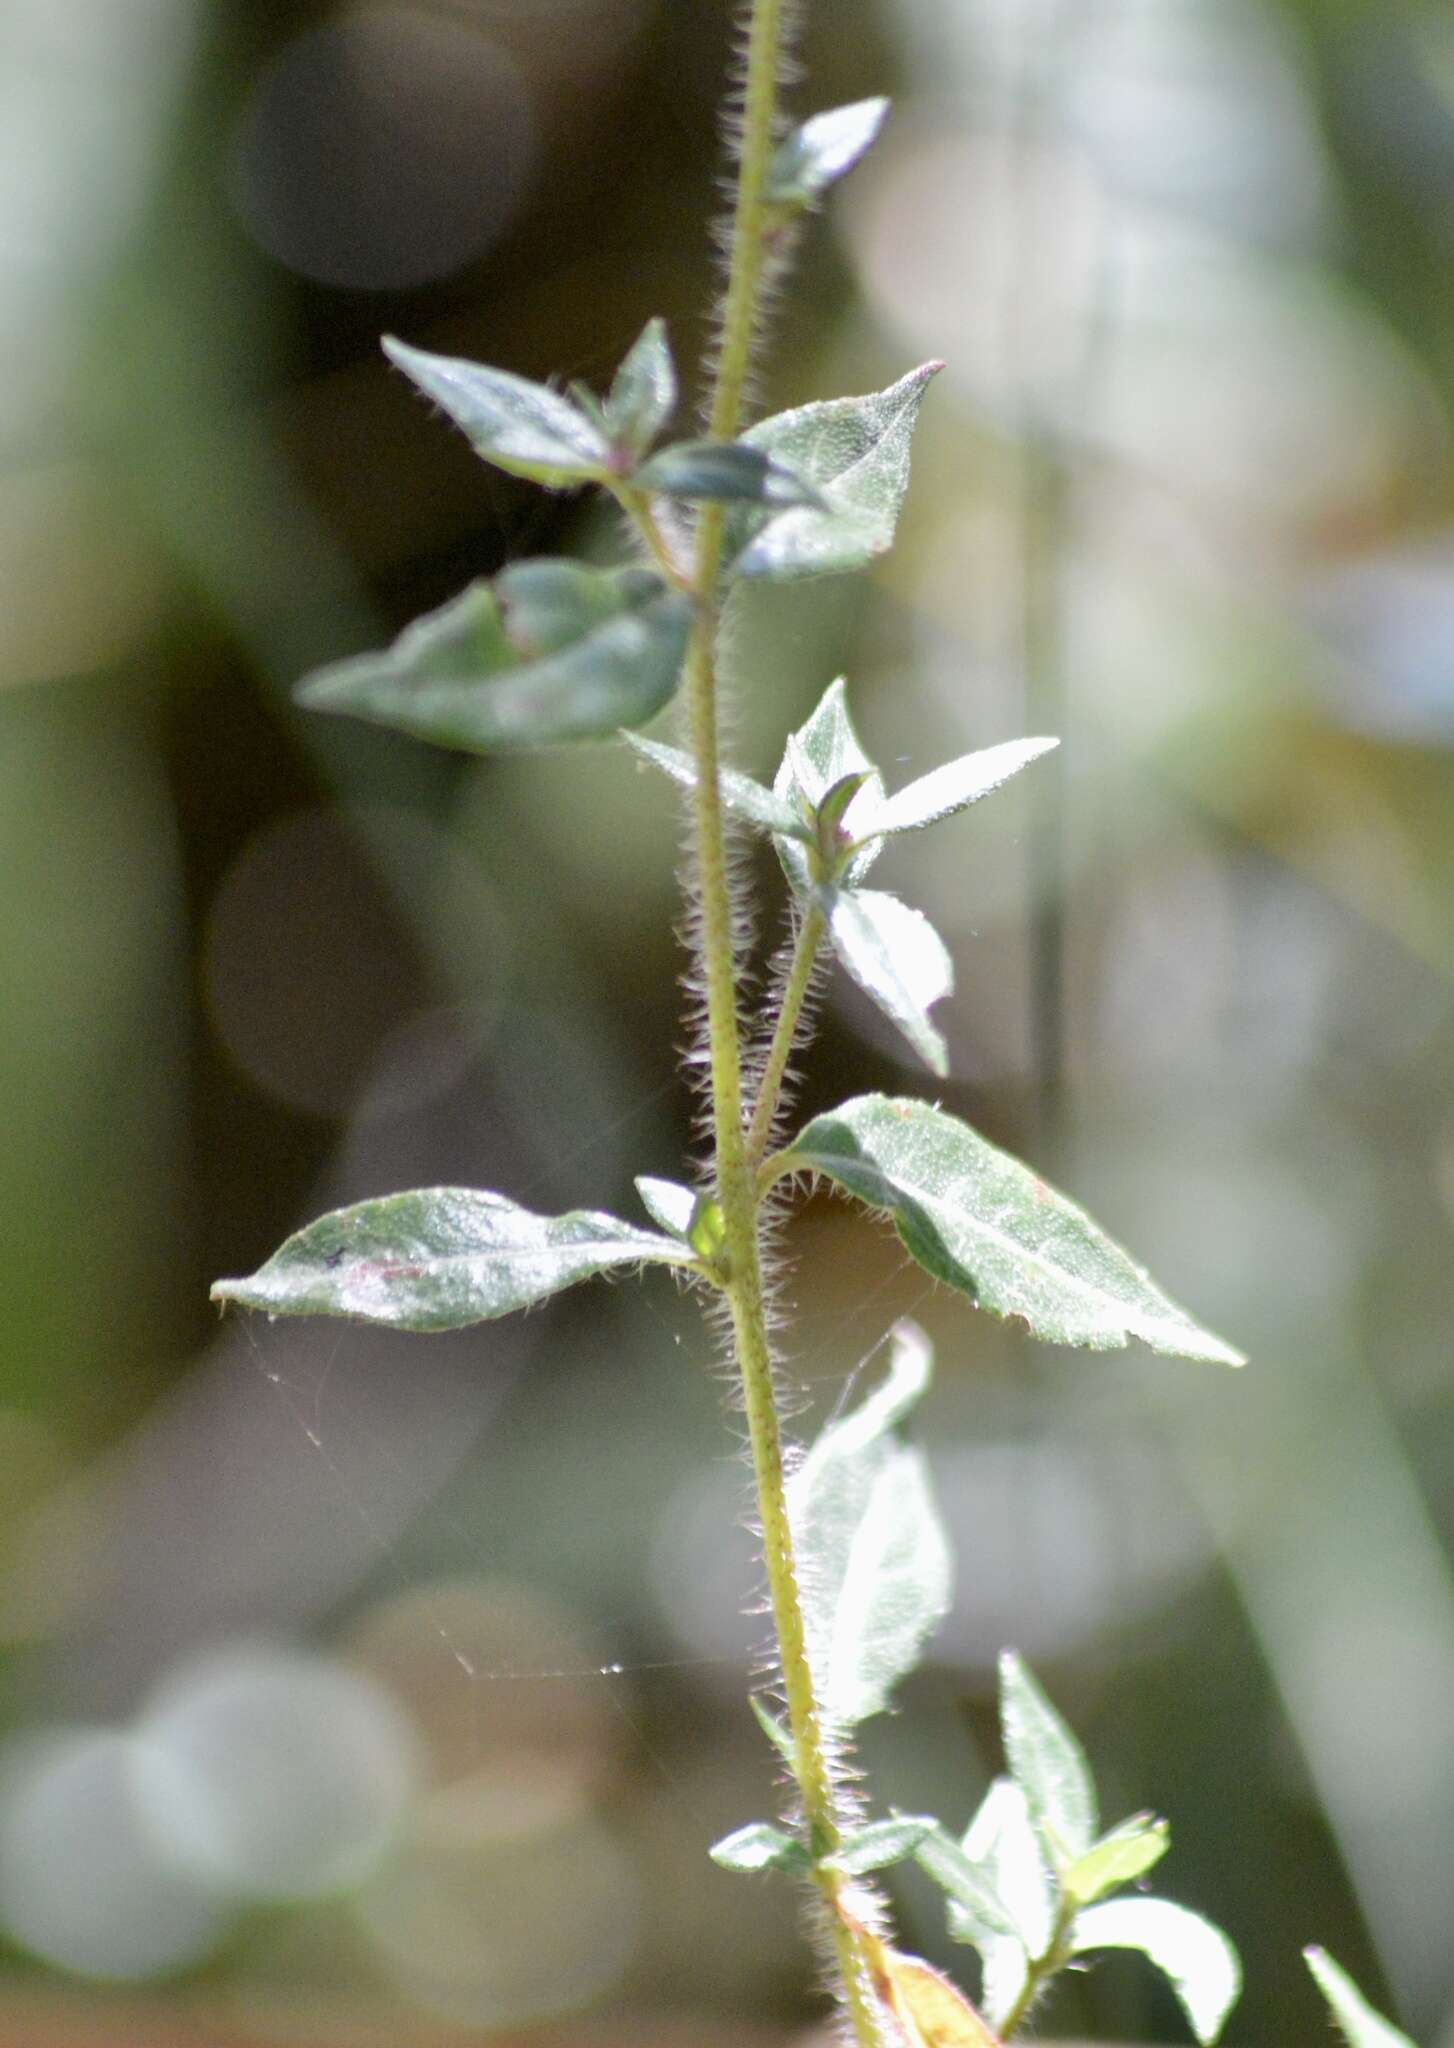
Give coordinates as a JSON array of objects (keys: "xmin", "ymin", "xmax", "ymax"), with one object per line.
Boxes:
[
  {"xmin": 613, "ymin": 484, "xmax": 695, "ymax": 592},
  {"xmin": 746, "ymin": 902, "xmax": 826, "ymax": 1165}
]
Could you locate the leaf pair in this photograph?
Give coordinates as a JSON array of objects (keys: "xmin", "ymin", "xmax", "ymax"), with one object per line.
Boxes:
[
  {"xmin": 389, "ymin": 320, "xmax": 938, "ymax": 579},
  {"xmin": 633, "ymin": 680, "xmax": 1057, "ymax": 1075},
  {"xmin": 297, "ymin": 356, "xmax": 938, "ymax": 756},
  {"xmin": 213, "ymin": 1090, "xmax": 1241, "ymax": 1370},
  {"xmin": 915, "ymin": 1653, "xmax": 1240, "ymax": 2045}
]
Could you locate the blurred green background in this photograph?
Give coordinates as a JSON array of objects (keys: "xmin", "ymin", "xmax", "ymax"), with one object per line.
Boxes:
[{"xmin": 4, "ymin": 0, "xmax": 1454, "ymax": 2042}]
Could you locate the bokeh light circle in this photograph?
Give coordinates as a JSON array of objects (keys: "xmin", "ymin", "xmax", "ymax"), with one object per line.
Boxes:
[
  {"xmin": 354, "ymin": 1808, "xmax": 639, "ymax": 2026},
  {"xmin": 203, "ymin": 805, "xmax": 507, "ymax": 1121},
  {"xmin": 228, "ymin": 4, "xmax": 535, "ymax": 291},
  {"xmin": 0, "ymin": 1729, "xmax": 231, "ymax": 1980},
  {"xmin": 134, "ymin": 1644, "xmax": 418, "ymax": 1902}
]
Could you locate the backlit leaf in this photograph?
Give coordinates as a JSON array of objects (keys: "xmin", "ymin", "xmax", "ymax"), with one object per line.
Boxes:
[
  {"xmin": 211, "ymin": 1189, "xmax": 693, "ymax": 1332},
  {"xmin": 636, "ymin": 440, "xmax": 824, "ymax": 508},
  {"xmin": 824, "ymin": 888, "xmax": 953, "ymax": 1076},
  {"xmin": 710, "ymin": 1821, "xmax": 810, "ymax": 1875},
  {"xmin": 729, "ymin": 365, "xmax": 940, "ymax": 581},
  {"xmin": 787, "ymin": 1321, "xmax": 951, "ymax": 1727},
  {"xmin": 634, "ymin": 1175, "xmax": 698, "ymax": 1240},
  {"xmin": 297, "ymin": 563, "xmax": 690, "ymax": 754},
  {"xmin": 833, "ymin": 1816, "xmax": 937, "ymax": 1877},
  {"xmin": 383, "ymin": 336, "xmax": 609, "ymax": 487},
  {"xmin": 768, "ymin": 98, "xmax": 890, "ymax": 210},
  {"xmin": 626, "ymin": 734, "xmax": 808, "ymax": 838},
  {"xmin": 1305, "ymin": 1949, "xmax": 1418, "ymax": 2048},
  {"xmin": 1071, "ymin": 1899, "xmax": 1241, "ymax": 2047},
  {"xmin": 863, "ymin": 738, "xmax": 1059, "ymax": 841},
  {"xmin": 913, "ymin": 1824, "xmax": 1020, "ymax": 1942},
  {"xmin": 851, "ymin": 1919, "xmax": 1004, "ymax": 2048},
  {"xmin": 999, "ymin": 1650, "xmax": 1097, "ymax": 1865},
  {"xmin": 959, "ymin": 1779, "xmax": 1054, "ymax": 2026},
  {"xmin": 784, "ymin": 1096, "xmax": 1247, "ymax": 1365},
  {"xmin": 1064, "ymin": 1814, "xmax": 1171, "ymax": 1907},
  {"xmin": 605, "ymin": 317, "xmax": 677, "ymax": 460}
]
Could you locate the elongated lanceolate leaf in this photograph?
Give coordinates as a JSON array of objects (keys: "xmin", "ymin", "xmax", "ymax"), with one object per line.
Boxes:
[
  {"xmin": 636, "ymin": 440, "xmax": 824, "ymax": 508},
  {"xmin": 729, "ymin": 364, "xmax": 940, "ymax": 580},
  {"xmin": 774, "ymin": 681, "xmax": 885, "ymax": 891},
  {"xmin": 999, "ymin": 1650, "xmax": 1097, "ymax": 1865},
  {"xmin": 863, "ymin": 738, "xmax": 1059, "ymax": 841},
  {"xmin": 787, "ymin": 1321, "xmax": 952, "ymax": 1728},
  {"xmin": 626, "ymin": 734, "xmax": 808, "ymax": 838},
  {"xmin": 1305, "ymin": 1949, "xmax": 1418, "ymax": 2048},
  {"xmin": 211, "ymin": 1189, "xmax": 692, "ymax": 1332},
  {"xmin": 383, "ymin": 336, "xmax": 609, "ymax": 486},
  {"xmin": 1064, "ymin": 1814, "xmax": 1170, "ymax": 1906},
  {"xmin": 605, "ymin": 317, "xmax": 676, "ymax": 460},
  {"xmin": 824, "ymin": 888, "xmax": 953, "ymax": 1076},
  {"xmin": 784, "ymin": 1097, "xmax": 1246, "ymax": 1365},
  {"xmin": 297, "ymin": 563, "xmax": 691, "ymax": 753},
  {"xmin": 1072, "ymin": 1899, "xmax": 1241, "ymax": 2047},
  {"xmin": 768, "ymin": 98, "xmax": 890, "ymax": 210}
]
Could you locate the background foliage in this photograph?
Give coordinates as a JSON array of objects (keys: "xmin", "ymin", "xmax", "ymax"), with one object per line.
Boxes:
[{"xmin": 3, "ymin": 0, "xmax": 1454, "ymax": 2041}]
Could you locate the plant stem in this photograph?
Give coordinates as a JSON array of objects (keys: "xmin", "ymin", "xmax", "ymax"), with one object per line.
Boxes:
[
  {"xmin": 999, "ymin": 1894, "xmax": 1078, "ymax": 2039},
  {"xmin": 746, "ymin": 903, "xmax": 826, "ymax": 1165},
  {"xmin": 682, "ymin": 9, "xmax": 889, "ymax": 2047}
]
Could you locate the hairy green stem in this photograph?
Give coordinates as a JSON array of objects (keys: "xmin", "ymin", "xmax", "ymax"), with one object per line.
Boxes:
[
  {"xmin": 683, "ymin": 8, "xmax": 889, "ymax": 2046},
  {"xmin": 746, "ymin": 903, "xmax": 826, "ymax": 1165}
]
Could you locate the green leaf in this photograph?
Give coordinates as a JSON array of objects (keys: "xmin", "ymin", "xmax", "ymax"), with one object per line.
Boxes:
[
  {"xmin": 786, "ymin": 1320, "xmax": 952, "ymax": 1728},
  {"xmin": 728, "ymin": 364, "xmax": 941, "ymax": 581},
  {"xmin": 913, "ymin": 1823, "xmax": 1020, "ymax": 1942},
  {"xmin": 636, "ymin": 440, "xmax": 825, "ymax": 508},
  {"xmin": 774, "ymin": 681, "xmax": 886, "ymax": 892},
  {"xmin": 709, "ymin": 1822, "xmax": 810, "ymax": 1875},
  {"xmin": 634, "ymin": 1175, "xmax": 698, "ymax": 1240},
  {"xmin": 833, "ymin": 1816, "xmax": 937, "ymax": 1877},
  {"xmin": 211, "ymin": 1189, "xmax": 693, "ymax": 1332},
  {"xmin": 999, "ymin": 1650, "xmax": 1097, "ymax": 1866},
  {"xmin": 1305, "ymin": 1950, "xmax": 1418, "ymax": 2048},
  {"xmin": 383, "ymin": 336, "xmax": 610, "ymax": 487},
  {"xmin": 863, "ymin": 738, "xmax": 1059, "ymax": 842},
  {"xmin": 823, "ymin": 888, "xmax": 953, "ymax": 1076},
  {"xmin": 750, "ymin": 1696, "xmax": 796, "ymax": 1764},
  {"xmin": 1063, "ymin": 1814, "xmax": 1171, "ymax": 1907},
  {"xmin": 626, "ymin": 733, "xmax": 810, "ymax": 839},
  {"xmin": 961, "ymin": 1779, "xmax": 1054, "ymax": 2025},
  {"xmin": 768, "ymin": 97, "xmax": 890, "ymax": 210},
  {"xmin": 605, "ymin": 317, "xmax": 676, "ymax": 460},
  {"xmin": 296, "ymin": 563, "xmax": 691, "ymax": 754},
  {"xmin": 783, "ymin": 1096, "xmax": 1247, "ymax": 1365},
  {"xmin": 1071, "ymin": 1899, "xmax": 1241, "ymax": 2047}
]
